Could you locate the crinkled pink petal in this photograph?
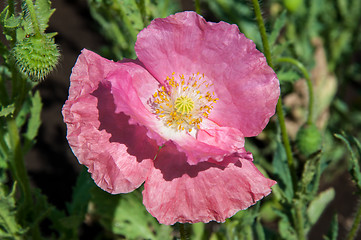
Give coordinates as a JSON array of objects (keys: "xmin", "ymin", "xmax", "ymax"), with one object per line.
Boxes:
[
  {"xmin": 143, "ymin": 142, "xmax": 276, "ymax": 225},
  {"xmin": 62, "ymin": 49, "xmax": 156, "ymax": 194},
  {"xmin": 105, "ymin": 61, "xmax": 167, "ymax": 146},
  {"xmin": 135, "ymin": 11, "xmax": 279, "ymax": 137},
  {"xmin": 197, "ymin": 118, "xmax": 245, "ymax": 153}
]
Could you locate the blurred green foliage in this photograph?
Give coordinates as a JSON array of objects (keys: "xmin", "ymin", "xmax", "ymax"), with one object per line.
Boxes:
[{"xmin": 87, "ymin": 0, "xmax": 180, "ymax": 60}]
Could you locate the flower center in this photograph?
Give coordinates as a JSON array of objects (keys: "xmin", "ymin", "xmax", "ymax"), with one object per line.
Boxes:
[
  {"xmin": 151, "ymin": 72, "xmax": 218, "ymax": 132},
  {"xmin": 174, "ymin": 96, "xmax": 194, "ymax": 114}
]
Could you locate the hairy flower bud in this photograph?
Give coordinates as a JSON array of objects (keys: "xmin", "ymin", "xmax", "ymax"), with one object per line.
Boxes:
[
  {"xmin": 296, "ymin": 123, "xmax": 323, "ymax": 157},
  {"xmin": 13, "ymin": 34, "xmax": 60, "ymax": 81}
]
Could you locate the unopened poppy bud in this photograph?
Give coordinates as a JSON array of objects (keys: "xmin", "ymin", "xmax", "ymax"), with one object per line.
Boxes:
[
  {"xmin": 13, "ymin": 34, "xmax": 60, "ymax": 81},
  {"xmin": 283, "ymin": 0, "xmax": 303, "ymax": 13},
  {"xmin": 296, "ymin": 123, "xmax": 323, "ymax": 157}
]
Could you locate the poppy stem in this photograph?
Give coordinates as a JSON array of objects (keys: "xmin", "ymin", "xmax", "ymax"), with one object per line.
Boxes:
[
  {"xmin": 179, "ymin": 223, "xmax": 189, "ymax": 240},
  {"xmin": 7, "ymin": 117, "xmax": 42, "ymax": 239},
  {"xmin": 251, "ymin": 0, "xmax": 297, "ymax": 191},
  {"xmin": 7, "ymin": 118, "xmax": 32, "ymax": 210},
  {"xmin": 346, "ymin": 198, "xmax": 361, "ymax": 240},
  {"xmin": 275, "ymin": 57, "xmax": 314, "ymax": 125},
  {"xmin": 195, "ymin": 0, "xmax": 201, "ymax": 14}
]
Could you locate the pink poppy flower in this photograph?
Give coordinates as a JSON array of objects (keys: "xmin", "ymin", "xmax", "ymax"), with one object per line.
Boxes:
[{"xmin": 62, "ymin": 11, "xmax": 279, "ymax": 225}]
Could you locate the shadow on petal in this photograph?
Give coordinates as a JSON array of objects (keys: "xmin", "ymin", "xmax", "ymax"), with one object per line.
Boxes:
[
  {"xmin": 92, "ymin": 82, "xmax": 158, "ymax": 162},
  {"xmin": 154, "ymin": 142, "xmax": 242, "ymax": 181}
]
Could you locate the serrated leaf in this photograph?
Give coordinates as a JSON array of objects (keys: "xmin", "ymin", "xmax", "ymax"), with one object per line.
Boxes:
[
  {"xmin": 67, "ymin": 168, "xmax": 94, "ymax": 217},
  {"xmin": 20, "ymin": 0, "xmax": 55, "ymax": 37},
  {"xmin": 335, "ymin": 133, "xmax": 361, "ymax": 190},
  {"xmin": 0, "ymin": 5, "xmax": 9, "ymax": 20},
  {"xmin": 15, "ymin": 97, "xmax": 30, "ymax": 129},
  {"xmin": 0, "ymin": 104, "xmax": 15, "ymax": 117},
  {"xmin": 307, "ymin": 188, "xmax": 335, "ymax": 225},
  {"xmin": 0, "ymin": 183, "xmax": 27, "ymax": 238},
  {"xmin": 269, "ymin": 10, "xmax": 287, "ymax": 46},
  {"xmin": 277, "ymin": 70, "xmax": 302, "ymax": 83},
  {"xmin": 119, "ymin": 0, "xmax": 145, "ymax": 31},
  {"xmin": 47, "ymin": 170, "xmax": 94, "ymax": 239},
  {"xmin": 272, "ymin": 40, "xmax": 291, "ymax": 58},
  {"xmin": 300, "ymin": 156, "xmax": 321, "ymax": 195},
  {"xmin": 34, "ymin": 0, "xmax": 55, "ymax": 32},
  {"xmin": 272, "ymin": 140, "xmax": 294, "ymax": 202},
  {"xmin": 278, "ymin": 215, "xmax": 297, "ymax": 240},
  {"xmin": 0, "ymin": 5, "xmax": 21, "ymax": 43},
  {"xmin": 146, "ymin": 0, "xmax": 180, "ymax": 19},
  {"xmin": 24, "ymin": 91, "xmax": 42, "ymax": 143},
  {"xmin": 90, "ymin": 187, "xmax": 172, "ymax": 240},
  {"xmin": 30, "ymin": 189, "xmax": 53, "ymax": 230}
]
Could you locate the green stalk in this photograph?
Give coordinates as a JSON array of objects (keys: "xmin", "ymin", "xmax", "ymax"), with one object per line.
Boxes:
[
  {"xmin": 346, "ymin": 198, "xmax": 361, "ymax": 240},
  {"xmin": 0, "ymin": 122, "xmax": 10, "ymax": 157},
  {"xmin": 179, "ymin": 224, "xmax": 189, "ymax": 240},
  {"xmin": 7, "ymin": 117, "xmax": 41, "ymax": 239},
  {"xmin": 295, "ymin": 200, "xmax": 306, "ymax": 240},
  {"xmin": 275, "ymin": 57, "xmax": 314, "ymax": 125},
  {"xmin": 24, "ymin": 0, "xmax": 42, "ymax": 36},
  {"xmin": 7, "ymin": 0, "xmax": 17, "ymax": 44},
  {"xmin": 0, "ymin": 71, "xmax": 10, "ymax": 105},
  {"xmin": 137, "ymin": 0, "xmax": 148, "ymax": 27},
  {"xmin": 251, "ymin": 0, "xmax": 297, "ymax": 191},
  {"xmin": 7, "ymin": 118, "xmax": 32, "ymax": 208},
  {"xmin": 195, "ymin": 0, "xmax": 201, "ymax": 14}
]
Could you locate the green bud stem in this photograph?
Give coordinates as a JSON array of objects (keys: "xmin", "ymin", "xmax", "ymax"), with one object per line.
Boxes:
[
  {"xmin": 137, "ymin": 0, "xmax": 148, "ymax": 27},
  {"xmin": 195, "ymin": 0, "xmax": 201, "ymax": 14},
  {"xmin": 24, "ymin": 0, "xmax": 42, "ymax": 36},
  {"xmin": 346, "ymin": 198, "xmax": 361, "ymax": 240},
  {"xmin": 7, "ymin": 117, "xmax": 32, "ymax": 210},
  {"xmin": 0, "ymin": 71, "xmax": 10, "ymax": 105},
  {"xmin": 251, "ymin": 0, "xmax": 297, "ymax": 192},
  {"xmin": 179, "ymin": 223, "xmax": 189, "ymax": 240},
  {"xmin": 295, "ymin": 200, "xmax": 306, "ymax": 240},
  {"xmin": 275, "ymin": 57, "xmax": 314, "ymax": 125},
  {"xmin": 7, "ymin": 117, "xmax": 42, "ymax": 239}
]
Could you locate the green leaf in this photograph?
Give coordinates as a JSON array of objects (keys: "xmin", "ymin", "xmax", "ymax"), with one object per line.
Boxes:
[
  {"xmin": 300, "ymin": 154, "xmax": 321, "ymax": 196},
  {"xmin": 269, "ymin": 10, "xmax": 287, "ymax": 46},
  {"xmin": 21, "ymin": 0, "xmax": 55, "ymax": 36},
  {"xmin": 23, "ymin": 91, "xmax": 42, "ymax": 152},
  {"xmin": 255, "ymin": 217, "xmax": 266, "ymax": 240},
  {"xmin": 272, "ymin": 140, "xmax": 294, "ymax": 202},
  {"xmin": 277, "ymin": 70, "xmax": 301, "ymax": 83},
  {"xmin": 66, "ymin": 168, "xmax": 94, "ymax": 217},
  {"xmin": 323, "ymin": 213, "xmax": 338, "ymax": 240},
  {"xmin": 0, "ymin": 183, "xmax": 27, "ymax": 238},
  {"xmin": 307, "ymin": 188, "xmax": 335, "ymax": 225},
  {"xmin": 0, "ymin": 104, "xmax": 15, "ymax": 117},
  {"xmin": 274, "ymin": 209, "xmax": 297, "ymax": 240},
  {"xmin": 90, "ymin": 187, "xmax": 173, "ymax": 239},
  {"xmin": 30, "ymin": 189, "xmax": 53, "ymax": 230},
  {"xmin": 34, "ymin": 0, "xmax": 55, "ymax": 32},
  {"xmin": 1, "ymin": 6, "xmax": 20, "ymax": 29},
  {"xmin": 48, "ymin": 169, "xmax": 94, "ymax": 239},
  {"xmin": 334, "ymin": 133, "xmax": 361, "ymax": 190},
  {"xmin": 15, "ymin": 95, "xmax": 32, "ymax": 129},
  {"xmin": 0, "ymin": 6, "xmax": 20, "ymax": 41}
]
